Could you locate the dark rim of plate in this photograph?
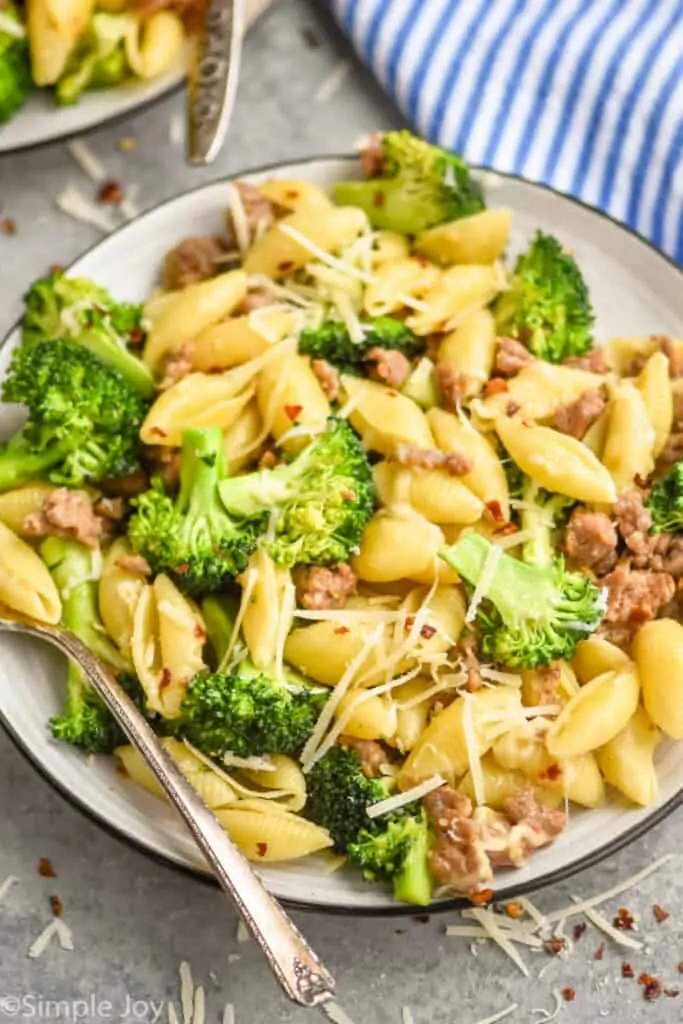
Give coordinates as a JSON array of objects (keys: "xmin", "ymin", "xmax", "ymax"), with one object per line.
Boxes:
[{"xmin": 1, "ymin": 156, "xmax": 682, "ymax": 917}]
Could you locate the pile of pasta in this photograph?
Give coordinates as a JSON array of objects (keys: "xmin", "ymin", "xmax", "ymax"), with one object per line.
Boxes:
[{"xmin": 2, "ymin": 170, "xmax": 683, "ymax": 900}]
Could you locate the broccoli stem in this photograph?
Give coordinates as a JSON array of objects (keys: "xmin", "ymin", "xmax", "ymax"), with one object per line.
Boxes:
[
  {"xmin": 201, "ymin": 594, "xmax": 239, "ymax": 667},
  {"xmin": 73, "ymin": 328, "xmax": 155, "ymax": 398},
  {"xmin": 177, "ymin": 426, "xmax": 227, "ymax": 524},
  {"xmin": 392, "ymin": 822, "xmax": 432, "ymax": 906},
  {"xmin": 40, "ymin": 537, "xmax": 128, "ymax": 668},
  {"xmin": 334, "ymin": 180, "xmax": 414, "ymax": 235}
]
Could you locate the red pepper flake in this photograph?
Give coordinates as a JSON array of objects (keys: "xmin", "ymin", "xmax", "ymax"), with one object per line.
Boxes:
[
  {"xmin": 49, "ymin": 263, "xmax": 65, "ymax": 275},
  {"xmin": 341, "ymin": 488, "xmax": 356, "ymax": 502},
  {"xmin": 572, "ymin": 922, "xmax": 587, "ymax": 942},
  {"xmin": 193, "ymin": 624, "xmax": 206, "ymax": 640},
  {"xmin": 373, "ymin": 191, "xmax": 385, "ymax": 208},
  {"xmin": 98, "ymin": 179, "xmax": 124, "ymax": 205},
  {"xmin": 175, "ymin": 563, "xmax": 190, "ymax": 574},
  {"xmin": 128, "ymin": 326, "xmax": 145, "ymax": 345},
  {"xmin": 1, "ymin": 217, "xmax": 16, "ymax": 235},
  {"xmin": 634, "ymin": 473, "xmax": 651, "ymax": 489},
  {"xmin": 484, "ymin": 377, "xmax": 508, "ymax": 396},
  {"xmin": 469, "ymin": 888, "xmax": 494, "ymax": 906},
  {"xmin": 159, "ymin": 667, "xmax": 172, "ymax": 691},
  {"xmin": 38, "ymin": 857, "xmax": 56, "ymax": 878},
  {"xmin": 639, "ymin": 974, "xmax": 662, "ymax": 1002},
  {"xmin": 285, "ymin": 189, "xmax": 301, "ymax": 200},
  {"xmin": 506, "ymin": 401, "xmax": 521, "ymax": 417},
  {"xmin": 149, "ymin": 426, "xmax": 168, "ymax": 438},
  {"xmin": 49, "ymin": 895, "xmax": 63, "ymax": 918},
  {"xmin": 505, "ymin": 901, "xmax": 524, "ymax": 919},
  {"xmin": 404, "ymin": 616, "xmax": 415, "ymax": 631},
  {"xmin": 420, "ymin": 624, "xmax": 436, "ymax": 640},
  {"xmin": 627, "ymin": 605, "xmax": 651, "ymax": 625},
  {"xmin": 115, "ymin": 763, "xmax": 128, "ymax": 778},
  {"xmin": 540, "ymin": 763, "xmax": 563, "ymax": 782},
  {"xmin": 679, "ymin": 963, "xmax": 683, "ymax": 974},
  {"xmin": 334, "ymin": 626, "xmax": 350, "ymax": 635},
  {"xmin": 485, "ymin": 499, "xmax": 505, "ymax": 523},
  {"xmin": 284, "ymin": 404, "xmax": 303, "ymax": 421},
  {"xmin": 653, "ymin": 903, "xmax": 670, "ymax": 923},
  {"xmin": 622, "ymin": 962, "xmax": 635, "ymax": 979},
  {"xmin": 256, "ymin": 842, "xmax": 268, "ymax": 857},
  {"xmin": 544, "ymin": 938, "xmax": 566, "ymax": 956},
  {"xmin": 613, "ymin": 906, "xmax": 636, "ymax": 931},
  {"xmin": 595, "ymin": 943, "xmax": 605, "ymax": 961},
  {"xmin": 665, "ymin": 989, "xmax": 680, "ymax": 998},
  {"xmin": 561, "ymin": 988, "xmax": 576, "ymax": 1003},
  {"xmin": 493, "ymin": 521, "xmax": 519, "ymax": 536},
  {"xmin": 277, "ymin": 260, "xmax": 294, "ymax": 272}
]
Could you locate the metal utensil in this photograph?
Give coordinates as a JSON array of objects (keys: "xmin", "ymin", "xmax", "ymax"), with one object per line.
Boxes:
[
  {"xmin": 187, "ymin": 0, "xmax": 245, "ymax": 165},
  {"xmin": 0, "ymin": 607, "xmax": 335, "ymax": 1009}
]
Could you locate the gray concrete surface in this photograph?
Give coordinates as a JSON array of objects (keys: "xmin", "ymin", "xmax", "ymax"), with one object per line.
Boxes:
[{"xmin": 0, "ymin": 1, "xmax": 681, "ymax": 1020}]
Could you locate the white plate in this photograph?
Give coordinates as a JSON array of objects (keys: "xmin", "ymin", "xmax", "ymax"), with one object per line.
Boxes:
[
  {"xmin": 1, "ymin": 156, "xmax": 682, "ymax": 913},
  {"xmin": 0, "ymin": 0, "xmax": 272, "ymax": 155}
]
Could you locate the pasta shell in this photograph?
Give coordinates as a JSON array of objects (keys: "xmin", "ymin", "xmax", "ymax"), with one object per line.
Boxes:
[
  {"xmin": 214, "ymin": 805, "xmax": 333, "ymax": 861},
  {"xmin": 0, "ymin": 483, "xmax": 57, "ymax": 536},
  {"xmin": 415, "ymin": 209, "xmax": 512, "ymax": 266},
  {"xmin": 601, "ymin": 381, "xmax": 655, "ymax": 493},
  {"xmin": 545, "ymin": 664, "xmax": 640, "ymax": 758},
  {"xmin": 0, "ymin": 521, "xmax": 61, "ymax": 624},
  {"xmin": 596, "ymin": 706, "xmax": 660, "ymax": 807}
]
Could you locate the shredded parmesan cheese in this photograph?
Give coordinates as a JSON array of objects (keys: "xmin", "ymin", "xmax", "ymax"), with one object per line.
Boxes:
[
  {"xmin": 236, "ymin": 919, "xmax": 250, "ymax": 943},
  {"xmin": 55, "ymin": 919, "xmax": 74, "ymax": 951},
  {"xmin": 322, "ymin": 1002, "xmax": 356, "ymax": 1024},
  {"xmin": 66, "ymin": 140, "xmax": 106, "ymax": 182},
  {"xmin": 222, "ymin": 1005, "xmax": 235, "ymax": 1024},
  {"xmin": 183, "ymin": 741, "xmax": 289, "ymax": 800},
  {"xmin": 315, "ymin": 58, "xmax": 351, "ymax": 103},
  {"xmin": 56, "ymin": 184, "xmax": 118, "ymax": 234},
  {"xmin": 278, "ymin": 224, "xmax": 374, "ymax": 284},
  {"xmin": 27, "ymin": 919, "xmax": 73, "ymax": 959},
  {"xmin": 222, "ymin": 753, "xmax": 275, "ymax": 772},
  {"xmin": 227, "ymin": 184, "xmax": 250, "ymax": 255},
  {"xmin": 0, "ymin": 11, "xmax": 25, "ymax": 35},
  {"xmin": 468, "ymin": 908, "xmax": 529, "ymax": 977},
  {"xmin": 366, "ymin": 774, "xmax": 444, "ymax": 819},
  {"xmin": 301, "ymin": 623, "xmax": 385, "ymax": 771},
  {"xmin": 462, "ymin": 695, "xmax": 485, "ymax": 805},
  {"xmin": 572, "ymin": 901, "xmax": 643, "ymax": 950},
  {"xmin": 544, "ymin": 854, "xmax": 674, "ymax": 925},
  {"xmin": 465, "ymin": 543, "xmax": 502, "ymax": 624},
  {"xmin": 401, "ymin": 1009, "xmax": 415, "ymax": 1024},
  {"xmin": 179, "ymin": 962, "xmax": 194, "ymax": 1024},
  {"xmin": 168, "ymin": 1002, "xmax": 181, "ymax": 1024},
  {"xmin": 219, "ymin": 566, "xmax": 259, "ymax": 672},
  {"xmin": 532, "ymin": 992, "xmax": 563, "ymax": 1023},
  {"xmin": 331, "ymin": 289, "xmax": 365, "ymax": 343},
  {"xmin": 0, "ymin": 875, "xmax": 19, "ymax": 903},
  {"xmin": 274, "ymin": 579, "xmax": 296, "ymax": 682},
  {"xmin": 471, "ymin": 1005, "xmax": 518, "ymax": 1024},
  {"xmin": 191, "ymin": 985, "xmax": 205, "ymax": 1024},
  {"xmin": 478, "ymin": 666, "xmax": 522, "ymax": 687}
]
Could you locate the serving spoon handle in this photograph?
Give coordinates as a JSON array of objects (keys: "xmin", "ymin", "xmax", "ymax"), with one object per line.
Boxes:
[{"xmin": 0, "ymin": 610, "xmax": 335, "ymax": 1009}]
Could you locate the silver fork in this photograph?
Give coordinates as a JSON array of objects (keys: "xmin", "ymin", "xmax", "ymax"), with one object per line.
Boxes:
[{"xmin": 0, "ymin": 608, "xmax": 335, "ymax": 1010}]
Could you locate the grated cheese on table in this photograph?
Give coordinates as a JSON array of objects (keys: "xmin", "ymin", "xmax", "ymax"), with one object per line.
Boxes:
[
  {"xmin": 191, "ymin": 985, "xmax": 205, "ymax": 1024},
  {"xmin": 56, "ymin": 184, "xmax": 118, "ymax": 234},
  {"xmin": 321, "ymin": 1002, "xmax": 356, "ymax": 1024},
  {"xmin": 222, "ymin": 1005, "xmax": 235, "ymax": 1024},
  {"xmin": 27, "ymin": 918, "xmax": 73, "ymax": 959},
  {"xmin": 66, "ymin": 140, "xmax": 107, "ymax": 183},
  {"xmin": 179, "ymin": 961, "xmax": 194, "ymax": 1024},
  {"xmin": 168, "ymin": 1003, "xmax": 180, "ymax": 1024},
  {"xmin": 531, "ymin": 991, "xmax": 563, "ymax": 1023},
  {"xmin": 314, "ymin": 59, "xmax": 351, "ymax": 103},
  {"xmin": 573, "ymin": 902, "xmax": 642, "ymax": 951},
  {"xmin": 544, "ymin": 854, "xmax": 674, "ymax": 925},
  {"xmin": 0, "ymin": 875, "xmax": 19, "ymax": 903},
  {"xmin": 468, "ymin": 908, "xmax": 529, "ymax": 977},
  {"xmin": 471, "ymin": 1004, "xmax": 518, "ymax": 1024}
]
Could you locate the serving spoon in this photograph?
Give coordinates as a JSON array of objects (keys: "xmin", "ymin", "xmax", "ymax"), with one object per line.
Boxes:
[{"xmin": 0, "ymin": 608, "xmax": 336, "ymax": 1010}]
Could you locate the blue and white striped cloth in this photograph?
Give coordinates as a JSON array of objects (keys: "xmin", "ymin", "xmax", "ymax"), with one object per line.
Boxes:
[{"xmin": 330, "ymin": 0, "xmax": 683, "ymax": 264}]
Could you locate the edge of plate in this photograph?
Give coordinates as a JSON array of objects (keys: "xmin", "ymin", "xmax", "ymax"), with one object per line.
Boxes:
[{"xmin": 2, "ymin": 153, "xmax": 683, "ymax": 916}]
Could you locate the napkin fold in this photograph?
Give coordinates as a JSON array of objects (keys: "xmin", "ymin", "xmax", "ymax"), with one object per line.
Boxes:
[{"xmin": 330, "ymin": 0, "xmax": 683, "ymax": 263}]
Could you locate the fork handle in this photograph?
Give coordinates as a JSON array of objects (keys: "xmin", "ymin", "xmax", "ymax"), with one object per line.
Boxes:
[{"xmin": 20, "ymin": 620, "xmax": 335, "ymax": 1008}]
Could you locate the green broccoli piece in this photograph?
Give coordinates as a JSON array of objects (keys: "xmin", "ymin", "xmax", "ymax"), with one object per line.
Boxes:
[
  {"xmin": 201, "ymin": 594, "xmax": 240, "ymax": 668},
  {"xmin": 495, "ymin": 231, "xmax": 594, "ymax": 363},
  {"xmin": 0, "ymin": 340, "xmax": 147, "ymax": 491},
  {"xmin": 298, "ymin": 316, "xmax": 423, "ymax": 375},
  {"xmin": 348, "ymin": 811, "xmax": 432, "ymax": 906},
  {"xmin": 305, "ymin": 745, "xmax": 390, "ymax": 852},
  {"xmin": 128, "ymin": 426, "xmax": 262, "ymax": 595},
  {"xmin": 0, "ymin": 5, "xmax": 31, "ymax": 124},
  {"xmin": 333, "ymin": 130, "xmax": 484, "ymax": 235},
  {"xmin": 306, "ymin": 746, "xmax": 432, "ymax": 904},
  {"xmin": 646, "ymin": 462, "xmax": 683, "ymax": 533},
  {"xmin": 55, "ymin": 12, "xmax": 132, "ymax": 105},
  {"xmin": 219, "ymin": 418, "xmax": 374, "ymax": 568},
  {"xmin": 22, "ymin": 271, "xmax": 153, "ymax": 397},
  {"xmin": 41, "ymin": 537, "xmax": 132, "ymax": 754},
  {"xmin": 440, "ymin": 532, "xmax": 606, "ymax": 669},
  {"xmin": 172, "ymin": 661, "xmax": 328, "ymax": 759},
  {"xmin": 520, "ymin": 477, "xmax": 575, "ymax": 568}
]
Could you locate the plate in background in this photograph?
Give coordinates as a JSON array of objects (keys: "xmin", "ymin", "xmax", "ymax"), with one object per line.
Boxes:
[
  {"xmin": 0, "ymin": 155, "xmax": 682, "ymax": 913},
  {"xmin": 0, "ymin": 0, "xmax": 273, "ymax": 155}
]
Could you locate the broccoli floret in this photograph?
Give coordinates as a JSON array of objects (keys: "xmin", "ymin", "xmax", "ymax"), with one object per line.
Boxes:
[
  {"xmin": 298, "ymin": 316, "xmax": 423, "ymax": 375},
  {"xmin": 22, "ymin": 271, "xmax": 153, "ymax": 397},
  {"xmin": 306, "ymin": 746, "xmax": 432, "ymax": 903},
  {"xmin": 520, "ymin": 477, "xmax": 575, "ymax": 568},
  {"xmin": 646, "ymin": 462, "xmax": 683, "ymax": 533},
  {"xmin": 440, "ymin": 532, "xmax": 605, "ymax": 668},
  {"xmin": 0, "ymin": 5, "xmax": 31, "ymax": 124},
  {"xmin": 41, "ymin": 537, "xmax": 132, "ymax": 753},
  {"xmin": 495, "ymin": 231, "xmax": 594, "ymax": 363},
  {"xmin": 305, "ymin": 745, "xmax": 390, "ymax": 852},
  {"xmin": 348, "ymin": 810, "xmax": 432, "ymax": 906},
  {"xmin": 333, "ymin": 130, "xmax": 484, "ymax": 235},
  {"xmin": 172, "ymin": 661, "xmax": 328, "ymax": 759},
  {"xmin": 0, "ymin": 340, "xmax": 147, "ymax": 491},
  {"xmin": 219, "ymin": 418, "xmax": 374, "ymax": 568},
  {"xmin": 55, "ymin": 13, "xmax": 132, "ymax": 105},
  {"xmin": 128, "ymin": 427, "xmax": 261, "ymax": 595}
]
